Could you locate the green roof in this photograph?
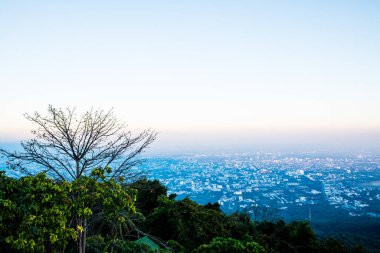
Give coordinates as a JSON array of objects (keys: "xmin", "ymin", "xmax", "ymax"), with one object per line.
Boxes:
[{"xmin": 135, "ymin": 236, "xmax": 160, "ymax": 251}]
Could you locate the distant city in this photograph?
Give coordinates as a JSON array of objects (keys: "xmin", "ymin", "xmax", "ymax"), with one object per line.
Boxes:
[
  {"xmin": 139, "ymin": 152, "xmax": 380, "ymax": 223},
  {"xmin": 1, "ymin": 150, "xmax": 380, "ymax": 224}
]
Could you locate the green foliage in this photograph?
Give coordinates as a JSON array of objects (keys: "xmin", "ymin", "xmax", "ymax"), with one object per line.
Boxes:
[
  {"xmin": 138, "ymin": 180, "xmax": 364, "ymax": 253},
  {"xmin": 73, "ymin": 168, "xmax": 137, "ymax": 225},
  {"xmin": 0, "ymin": 171, "xmax": 76, "ymax": 252},
  {"xmin": 86, "ymin": 235, "xmax": 105, "ymax": 253},
  {"xmin": 167, "ymin": 240, "xmax": 185, "ymax": 253},
  {"xmin": 203, "ymin": 202, "xmax": 222, "ymax": 212},
  {"xmin": 0, "ymin": 174, "xmax": 368, "ymax": 253},
  {"xmin": 86, "ymin": 235, "xmax": 161, "ymax": 253},
  {"xmin": 147, "ymin": 197, "xmax": 231, "ymax": 250},
  {"xmin": 0, "ymin": 169, "xmax": 137, "ymax": 252},
  {"xmin": 80, "ymin": 168, "xmax": 138, "ymax": 244},
  {"xmin": 130, "ymin": 178, "xmax": 168, "ymax": 216},
  {"xmin": 227, "ymin": 211, "xmax": 256, "ymax": 240},
  {"xmin": 111, "ymin": 240, "xmax": 153, "ymax": 253},
  {"xmin": 253, "ymin": 220, "xmax": 317, "ymax": 253},
  {"xmin": 192, "ymin": 237, "xmax": 266, "ymax": 253},
  {"xmin": 316, "ymin": 237, "xmax": 367, "ymax": 253}
]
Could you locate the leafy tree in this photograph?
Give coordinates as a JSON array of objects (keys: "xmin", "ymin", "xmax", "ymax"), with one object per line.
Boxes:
[
  {"xmin": 0, "ymin": 169, "xmax": 137, "ymax": 253},
  {"xmin": 0, "ymin": 105, "xmax": 156, "ymax": 253},
  {"xmin": 226, "ymin": 212, "xmax": 256, "ymax": 240},
  {"xmin": 68, "ymin": 167, "xmax": 138, "ymax": 253},
  {"xmin": 192, "ymin": 237, "xmax": 266, "ymax": 253},
  {"xmin": 86, "ymin": 235, "xmax": 159, "ymax": 253},
  {"xmin": 254, "ymin": 220, "xmax": 318, "ymax": 253},
  {"xmin": 147, "ymin": 197, "xmax": 231, "ymax": 250},
  {"xmin": 0, "ymin": 172, "xmax": 76, "ymax": 252},
  {"xmin": 316, "ymin": 237, "xmax": 368, "ymax": 253},
  {"xmin": 167, "ymin": 240, "xmax": 185, "ymax": 253},
  {"xmin": 203, "ymin": 202, "xmax": 222, "ymax": 212},
  {"xmin": 86, "ymin": 235, "xmax": 105, "ymax": 253},
  {"xmin": 130, "ymin": 179, "xmax": 168, "ymax": 216}
]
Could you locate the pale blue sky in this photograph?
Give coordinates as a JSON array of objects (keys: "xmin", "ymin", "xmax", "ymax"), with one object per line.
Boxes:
[{"xmin": 0, "ymin": 1, "xmax": 379, "ymax": 151}]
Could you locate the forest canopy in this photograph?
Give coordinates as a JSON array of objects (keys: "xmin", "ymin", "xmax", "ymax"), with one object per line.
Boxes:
[{"xmin": 0, "ymin": 171, "xmax": 369, "ymax": 253}]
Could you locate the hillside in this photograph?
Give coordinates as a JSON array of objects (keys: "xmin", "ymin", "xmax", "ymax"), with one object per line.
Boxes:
[{"xmin": 0, "ymin": 171, "xmax": 373, "ymax": 253}]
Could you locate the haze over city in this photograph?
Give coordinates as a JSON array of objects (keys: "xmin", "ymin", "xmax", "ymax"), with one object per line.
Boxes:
[{"xmin": 1, "ymin": 1, "xmax": 379, "ymax": 152}]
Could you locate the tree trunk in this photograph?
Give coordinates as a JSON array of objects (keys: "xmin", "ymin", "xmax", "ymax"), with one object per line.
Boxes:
[
  {"xmin": 77, "ymin": 217, "xmax": 87, "ymax": 253},
  {"xmin": 75, "ymin": 160, "xmax": 86, "ymax": 253}
]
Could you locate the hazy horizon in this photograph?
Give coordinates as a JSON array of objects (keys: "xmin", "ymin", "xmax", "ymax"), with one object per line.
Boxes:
[
  {"xmin": 1, "ymin": 1, "xmax": 379, "ymax": 153},
  {"xmin": 1, "ymin": 128, "xmax": 380, "ymax": 154}
]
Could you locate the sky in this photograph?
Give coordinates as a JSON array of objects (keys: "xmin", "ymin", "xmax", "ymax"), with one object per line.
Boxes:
[{"xmin": 0, "ymin": 1, "xmax": 379, "ymax": 152}]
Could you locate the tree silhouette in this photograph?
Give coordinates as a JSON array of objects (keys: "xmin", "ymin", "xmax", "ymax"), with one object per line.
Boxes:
[{"xmin": 0, "ymin": 105, "xmax": 157, "ymax": 181}]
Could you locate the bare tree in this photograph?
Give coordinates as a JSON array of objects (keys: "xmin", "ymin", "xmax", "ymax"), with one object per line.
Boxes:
[{"xmin": 0, "ymin": 105, "xmax": 157, "ymax": 181}]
